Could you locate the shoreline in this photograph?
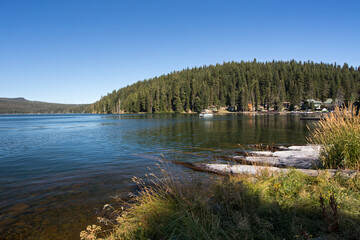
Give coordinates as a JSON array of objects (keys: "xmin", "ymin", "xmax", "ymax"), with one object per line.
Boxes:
[{"xmin": 0, "ymin": 108, "xmax": 328, "ymax": 115}]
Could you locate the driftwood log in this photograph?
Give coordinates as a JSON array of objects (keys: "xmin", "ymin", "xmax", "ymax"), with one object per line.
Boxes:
[
  {"xmin": 172, "ymin": 145, "xmax": 358, "ymax": 178},
  {"xmin": 173, "ymin": 161, "xmax": 357, "ymax": 178}
]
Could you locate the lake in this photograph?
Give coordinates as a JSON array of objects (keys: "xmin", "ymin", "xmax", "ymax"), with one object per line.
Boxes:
[{"xmin": 0, "ymin": 113, "xmax": 312, "ymax": 239}]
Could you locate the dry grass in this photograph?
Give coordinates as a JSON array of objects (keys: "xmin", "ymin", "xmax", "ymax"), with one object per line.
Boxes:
[
  {"xmin": 307, "ymin": 105, "xmax": 360, "ymax": 170},
  {"xmin": 81, "ymin": 166, "xmax": 360, "ymax": 240}
]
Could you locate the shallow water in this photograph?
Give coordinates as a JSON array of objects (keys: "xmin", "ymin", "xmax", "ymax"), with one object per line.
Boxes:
[{"xmin": 0, "ymin": 113, "xmax": 312, "ymax": 239}]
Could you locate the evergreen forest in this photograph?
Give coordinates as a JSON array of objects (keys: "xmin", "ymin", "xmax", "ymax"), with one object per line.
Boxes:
[
  {"xmin": 0, "ymin": 97, "xmax": 90, "ymax": 114},
  {"xmin": 92, "ymin": 60, "xmax": 360, "ymax": 113}
]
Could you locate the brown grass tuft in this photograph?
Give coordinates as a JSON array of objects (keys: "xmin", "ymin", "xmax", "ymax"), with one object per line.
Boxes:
[{"xmin": 307, "ymin": 105, "xmax": 360, "ymax": 170}]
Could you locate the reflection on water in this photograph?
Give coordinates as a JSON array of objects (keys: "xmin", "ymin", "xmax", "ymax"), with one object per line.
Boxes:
[{"xmin": 0, "ymin": 113, "xmax": 312, "ymax": 239}]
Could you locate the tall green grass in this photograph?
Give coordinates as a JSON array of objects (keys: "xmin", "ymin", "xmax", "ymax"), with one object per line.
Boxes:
[
  {"xmin": 81, "ymin": 168, "xmax": 360, "ymax": 240},
  {"xmin": 307, "ymin": 105, "xmax": 360, "ymax": 170}
]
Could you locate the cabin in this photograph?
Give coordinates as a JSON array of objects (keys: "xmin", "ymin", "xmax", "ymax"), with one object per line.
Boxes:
[
  {"xmin": 208, "ymin": 106, "xmax": 218, "ymax": 112},
  {"xmin": 311, "ymin": 99, "xmax": 323, "ymax": 110},
  {"xmin": 323, "ymin": 98, "xmax": 334, "ymax": 110},
  {"xmin": 303, "ymin": 99, "xmax": 323, "ymax": 110},
  {"xmin": 281, "ymin": 102, "xmax": 291, "ymax": 110}
]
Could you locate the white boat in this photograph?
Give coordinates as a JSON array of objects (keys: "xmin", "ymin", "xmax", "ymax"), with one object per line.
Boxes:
[{"xmin": 199, "ymin": 109, "xmax": 214, "ymax": 117}]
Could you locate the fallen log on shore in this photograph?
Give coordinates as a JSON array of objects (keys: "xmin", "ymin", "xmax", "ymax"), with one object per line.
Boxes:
[
  {"xmin": 172, "ymin": 145, "xmax": 358, "ymax": 178},
  {"xmin": 172, "ymin": 161, "xmax": 358, "ymax": 179}
]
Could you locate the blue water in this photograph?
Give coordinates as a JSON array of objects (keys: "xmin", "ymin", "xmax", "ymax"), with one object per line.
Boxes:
[{"xmin": 0, "ymin": 113, "xmax": 311, "ymax": 239}]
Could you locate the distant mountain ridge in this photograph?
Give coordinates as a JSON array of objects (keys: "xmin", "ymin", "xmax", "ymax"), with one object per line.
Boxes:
[
  {"xmin": 0, "ymin": 97, "xmax": 90, "ymax": 114},
  {"xmin": 7, "ymin": 97, "xmax": 26, "ymax": 101}
]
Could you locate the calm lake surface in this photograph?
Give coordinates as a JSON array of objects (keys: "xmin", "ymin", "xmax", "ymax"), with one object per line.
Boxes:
[{"xmin": 0, "ymin": 113, "xmax": 312, "ymax": 239}]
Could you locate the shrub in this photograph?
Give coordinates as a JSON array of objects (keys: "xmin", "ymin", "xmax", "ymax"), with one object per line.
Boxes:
[{"xmin": 307, "ymin": 105, "xmax": 360, "ymax": 170}]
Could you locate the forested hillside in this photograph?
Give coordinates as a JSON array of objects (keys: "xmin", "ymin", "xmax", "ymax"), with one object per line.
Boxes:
[
  {"xmin": 93, "ymin": 60, "xmax": 360, "ymax": 113},
  {"xmin": 0, "ymin": 98, "xmax": 90, "ymax": 114}
]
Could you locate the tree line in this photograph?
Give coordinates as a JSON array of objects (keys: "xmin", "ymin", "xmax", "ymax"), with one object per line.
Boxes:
[
  {"xmin": 92, "ymin": 60, "xmax": 360, "ymax": 113},
  {"xmin": 0, "ymin": 97, "xmax": 90, "ymax": 114}
]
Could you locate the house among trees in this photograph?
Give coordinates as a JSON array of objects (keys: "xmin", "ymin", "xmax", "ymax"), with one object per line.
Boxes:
[
  {"xmin": 209, "ymin": 106, "xmax": 218, "ymax": 112},
  {"xmin": 304, "ymin": 99, "xmax": 323, "ymax": 110},
  {"xmin": 281, "ymin": 102, "xmax": 291, "ymax": 110},
  {"xmin": 323, "ymin": 99, "xmax": 334, "ymax": 110},
  {"xmin": 301, "ymin": 98, "xmax": 341, "ymax": 111}
]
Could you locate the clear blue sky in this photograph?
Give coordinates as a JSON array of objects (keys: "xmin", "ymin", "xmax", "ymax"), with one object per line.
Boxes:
[{"xmin": 1, "ymin": 0, "xmax": 359, "ymax": 104}]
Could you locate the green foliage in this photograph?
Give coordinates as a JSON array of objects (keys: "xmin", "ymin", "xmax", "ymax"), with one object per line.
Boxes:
[
  {"xmin": 85, "ymin": 169, "xmax": 360, "ymax": 240},
  {"xmin": 92, "ymin": 61, "xmax": 360, "ymax": 113}
]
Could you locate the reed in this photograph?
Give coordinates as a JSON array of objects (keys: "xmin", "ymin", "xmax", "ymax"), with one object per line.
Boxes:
[{"xmin": 307, "ymin": 105, "xmax": 360, "ymax": 170}]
